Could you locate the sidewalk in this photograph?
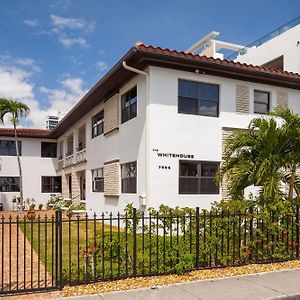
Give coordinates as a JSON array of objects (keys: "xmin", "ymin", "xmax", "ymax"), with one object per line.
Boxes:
[{"xmin": 59, "ymin": 268, "xmax": 300, "ymax": 300}]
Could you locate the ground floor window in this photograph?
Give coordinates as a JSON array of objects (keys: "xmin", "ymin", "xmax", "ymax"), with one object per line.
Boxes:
[
  {"xmin": 41, "ymin": 176, "xmax": 62, "ymax": 193},
  {"xmin": 0, "ymin": 177, "xmax": 20, "ymax": 192},
  {"xmin": 179, "ymin": 161, "xmax": 219, "ymax": 194},
  {"xmin": 121, "ymin": 161, "xmax": 137, "ymax": 193},
  {"xmin": 92, "ymin": 168, "xmax": 104, "ymax": 192}
]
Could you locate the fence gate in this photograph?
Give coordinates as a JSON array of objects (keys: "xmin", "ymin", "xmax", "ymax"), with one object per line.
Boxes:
[{"xmin": 0, "ymin": 210, "xmax": 63, "ymax": 295}]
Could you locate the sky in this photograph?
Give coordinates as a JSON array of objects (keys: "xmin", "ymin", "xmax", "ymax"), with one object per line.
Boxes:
[{"xmin": 0, "ymin": 0, "xmax": 299, "ymax": 128}]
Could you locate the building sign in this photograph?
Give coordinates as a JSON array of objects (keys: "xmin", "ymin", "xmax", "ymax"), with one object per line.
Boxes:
[{"xmin": 155, "ymin": 152, "xmax": 194, "ymax": 159}]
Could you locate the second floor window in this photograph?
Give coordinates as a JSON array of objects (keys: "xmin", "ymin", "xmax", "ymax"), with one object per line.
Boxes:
[
  {"xmin": 0, "ymin": 177, "xmax": 20, "ymax": 192},
  {"xmin": 178, "ymin": 80, "xmax": 219, "ymax": 117},
  {"xmin": 121, "ymin": 161, "xmax": 137, "ymax": 193},
  {"xmin": 92, "ymin": 168, "xmax": 104, "ymax": 192},
  {"xmin": 41, "ymin": 142, "xmax": 57, "ymax": 158},
  {"xmin": 254, "ymin": 90, "xmax": 270, "ymax": 114},
  {"xmin": 121, "ymin": 86, "xmax": 137, "ymax": 123},
  {"xmin": 41, "ymin": 176, "xmax": 62, "ymax": 193},
  {"xmin": 92, "ymin": 111, "xmax": 104, "ymax": 138},
  {"xmin": 0, "ymin": 140, "xmax": 21, "ymax": 156}
]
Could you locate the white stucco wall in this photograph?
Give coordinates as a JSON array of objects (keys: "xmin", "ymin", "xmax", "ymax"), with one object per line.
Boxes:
[
  {"xmin": 146, "ymin": 66, "xmax": 300, "ymax": 210},
  {"xmin": 236, "ymin": 24, "xmax": 300, "ymax": 73},
  {"xmin": 0, "ymin": 137, "xmax": 58, "ymax": 210}
]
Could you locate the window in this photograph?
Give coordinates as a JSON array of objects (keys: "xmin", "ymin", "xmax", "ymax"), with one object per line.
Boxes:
[
  {"xmin": 254, "ymin": 90, "xmax": 270, "ymax": 114},
  {"xmin": 92, "ymin": 168, "xmax": 104, "ymax": 192},
  {"xmin": 179, "ymin": 161, "xmax": 219, "ymax": 194},
  {"xmin": 41, "ymin": 142, "xmax": 57, "ymax": 158},
  {"xmin": 121, "ymin": 87, "xmax": 137, "ymax": 123},
  {"xmin": 178, "ymin": 80, "xmax": 219, "ymax": 117},
  {"xmin": 41, "ymin": 176, "xmax": 62, "ymax": 193},
  {"xmin": 0, "ymin": 177, "xmax": 20, "ymax": 192},
  {"xmin": 92, "ymin": 111, "xmax": 104, "ymax": 138},
  {"xmin": 121, "ymin": 161, "xmax": 137, "ymax": 193},
  {"xmin": 0, "ymin": 140, "xmax": 21, "ymax": 156}
]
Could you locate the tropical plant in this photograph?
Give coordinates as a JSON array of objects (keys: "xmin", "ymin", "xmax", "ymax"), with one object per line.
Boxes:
[
  {"xmin": 0, "ymin": 98, "xmax": 30, "ymax": 208},
  {"xmin": 217, "ymin": 107, "xmax": 300, "ymax": 204},
  {"xmin": 270, "ymin": 107, "xmax": 300, "ymax": 198}
]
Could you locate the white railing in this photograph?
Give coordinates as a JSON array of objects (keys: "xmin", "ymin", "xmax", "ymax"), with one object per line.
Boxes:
[
  {"xmin": 58, "ymin": 159, "xmax": 64, "ymax": 170},
  {"xmin": 76, "ymin": 148, "xmax": 86, "ymax": 164},
  {"xmin": 65, "ymin": 154, "xmax": 74, "ymax": 167}
]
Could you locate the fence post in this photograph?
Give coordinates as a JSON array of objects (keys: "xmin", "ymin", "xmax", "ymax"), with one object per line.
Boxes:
[
  {"xmin": 249, "ymin": 206, "xmax": 253, "ymax": 262},
  {"xmin": 296, "ymin": 205, "xmax": 299, "ymax": 258},
  {"xmin": 55, "ymin": 209, "xmax": 63, "ymax": 289},
  {"xmin": 133, "ymin": 208, "xmax": 137, "ymax": 275},
  {"xmin": 195, "ymin": 207, "xmax": 200, "ymax": 269}
]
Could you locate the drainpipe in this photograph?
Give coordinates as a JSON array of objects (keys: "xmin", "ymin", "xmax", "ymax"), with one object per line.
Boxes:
[{"xmin": 122, "ymin": 61, "xmax": 149, "ymax": 208}]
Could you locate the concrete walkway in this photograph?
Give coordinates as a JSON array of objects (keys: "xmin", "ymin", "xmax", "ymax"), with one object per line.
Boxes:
[{"xmin": 60, "ymin": 268, "xmax": 300, "ymax": 300}]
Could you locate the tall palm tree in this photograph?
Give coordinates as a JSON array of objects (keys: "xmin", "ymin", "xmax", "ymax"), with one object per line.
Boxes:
[
  {"xmin": 270, "ymin": 107, "xmax": 300, "ymax": 198},
  {"xmin": 216, "ymin": 110, "xmax": 294, "ymax": 204},
  {"xmin": 0, "ymin": 98, "xmax": 30, "ymax": 208}
]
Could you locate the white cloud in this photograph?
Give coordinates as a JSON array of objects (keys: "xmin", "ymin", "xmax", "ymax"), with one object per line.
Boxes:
[
  {"xmin": 24, "ymin": 19, "xmax": 39, "ymax": 27},
  {"xmin": 58, "ymin": 36, "xmax": 89, "ymax": 48},
  {"xmin": 50, "ymin": 15, "xmax": 95, "ymax": 33},
  {"xmin": 0, "ymin": 55, "xmax": 87, "ymax": 128},
  {"xmin": 96, "ymin": 61, "xmax": 108, "ymax": 71},
  {"xmin": 48, "ymin": 15, "xmax": 95, "ymax": 49}
]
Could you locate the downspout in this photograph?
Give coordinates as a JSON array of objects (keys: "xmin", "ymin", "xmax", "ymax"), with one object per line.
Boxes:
[{"xmin": 122, "ymin": 61, "xmax": 149, "ymax": 207}]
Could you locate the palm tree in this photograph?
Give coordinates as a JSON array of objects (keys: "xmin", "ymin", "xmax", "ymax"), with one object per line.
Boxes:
[
  {"xmin": 270, "ymin": 107, "xmax": 300, "ymax": 198},
  {"xmin": 216, "ymin": 107, "xmax": 300, "ymax": 204},
  {"xmin": 0, "ymin": 98, "xmax": 30, "ymax": 208}
]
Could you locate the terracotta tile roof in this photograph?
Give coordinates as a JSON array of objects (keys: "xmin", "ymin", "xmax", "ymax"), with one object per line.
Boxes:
[
  {"xmin": 0, "ymin": 128, "xmax": 51, "ymax": 138},
  {"xmin": 135, "ymin": 42, "xmax": 300, "ymax": 79}
]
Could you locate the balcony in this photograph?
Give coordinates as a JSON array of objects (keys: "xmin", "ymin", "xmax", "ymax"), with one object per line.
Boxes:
[
  {"xmin": 76, "ymin": 146, "xmax": 86, "ymax": 164},
  {"xmin": 65, "ymin": 151, "xmax": 74, "ymax": 167}
]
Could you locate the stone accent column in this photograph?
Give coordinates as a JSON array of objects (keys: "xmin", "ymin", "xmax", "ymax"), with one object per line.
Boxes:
[
  {"xmin": 71, "ymin": 168, "xmax": 81, "ymax": 205},
  {"xmin": 221, "ymin": 128, "xmax": 236, "ymax": 199},
  {"xmin": 61, "ymin": 172, "xmax": 69, "ymax": 200},
  {"xmin": 104, "ymin": 94, "xmax": 119, "ymax": 136},
  {"xmin": 236, "ymin": 85, "xmax": 250, "ymax": 113},
  {"xmin": 104, "ymin": 160, "xmax": 120, "ymax": 197},
  {"xmin": 276, "ymin": 90, "xmax": 288, "ymax": 108}
]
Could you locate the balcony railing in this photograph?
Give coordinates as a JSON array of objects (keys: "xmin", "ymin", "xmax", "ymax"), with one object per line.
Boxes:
[
  {"xmin": 76, "ymin": 148, "xmax": 86, "ymax": 164},
  {"xmin": 227, "ymin": 16, "xmax": 300, "ymax": 61},
  {"xmin": 65, "ymin": 154, "xmax": 74, "ymax": 167}
]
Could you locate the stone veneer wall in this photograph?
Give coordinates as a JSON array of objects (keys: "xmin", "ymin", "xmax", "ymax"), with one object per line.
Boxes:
[
  {"xmin": 61, "ymin": 172, "xmax": 69, "ymax": 200},
  {"xmin": 104, "ymin": 161, "xmax": 120, "ymax": 196},
  {"xmin": 104, "ymin": 94, "xmax": 119, "ymax": 135},
  {"xmin": 221, "ymin": 128, "xmax": 236, "ymax": 199},
  {"xmin": 71, "ymin": 168, "xmax": 81, "ymax": 205},
  {"xmin": 236, "ymin": 85, "xmax": 250, "ymax": 113},
  {"xmin": 276, "ymin": 90, "xmax": 288, "ymax": 108}
]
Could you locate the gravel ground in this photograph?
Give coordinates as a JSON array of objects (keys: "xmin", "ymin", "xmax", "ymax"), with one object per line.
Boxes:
[{"xmin": 61, "ymin": 260, "xmax": 300, "ymax": 297}]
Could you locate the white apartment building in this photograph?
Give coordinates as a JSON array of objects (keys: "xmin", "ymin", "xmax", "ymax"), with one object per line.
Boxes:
[{"xmin": 1, "ymin": 21, "xmax": 300, "ymax": 213}]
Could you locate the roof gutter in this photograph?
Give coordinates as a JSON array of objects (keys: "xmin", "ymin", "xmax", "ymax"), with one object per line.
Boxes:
[{"xmin": 122, "ymin": 61, "xmax": 149, "ymax": 207}]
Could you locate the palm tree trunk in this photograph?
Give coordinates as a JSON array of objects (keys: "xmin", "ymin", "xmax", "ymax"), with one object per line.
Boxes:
[
  {"xmin": 13, "ymin": 123, "xmax": 24, "ymax": 209},
  {"xmin": 288, "ymin": 165, "xmax": 296, "ymax": 199}
]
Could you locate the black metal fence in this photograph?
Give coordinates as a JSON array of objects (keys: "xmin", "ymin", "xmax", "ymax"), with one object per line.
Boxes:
[{"xmin": 1, "ymin": 205, "xmax": 300, "ymax": 295}]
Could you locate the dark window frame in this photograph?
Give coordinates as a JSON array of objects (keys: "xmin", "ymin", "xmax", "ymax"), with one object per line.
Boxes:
[
  {"xmin": 41, "ymin": 142, "xmax": 57, "ymax": 158},
  {"xmin": 0, "ymin": 140, "xmax": 22, "ymax": 156},
  {"xmin": 254, "ymin": 90, "xmax": 270, "ymax": 114},
  {"xmin": 92, "ymin": 168, "xmax": 104, "ymax": 192},
  {"xmin": 121, "ymin": 161, "xmax": 137, "ymax": 194},
  {"xmin": 0, "ymin": 177, "xmax": 20, "ymax": 192},
  {"xmin": 178, "ymin": 79, "xmax": 220, "ymax": 117},
  {"xmin": 179, "ymin": 160, "xmax": 220, "ymax": 195},
  {"xmin": 92, "ymin": 110, "xmax": 104, "ymax": 138},
  {"xmin": 121, "ymin": 86, "xmax": 137, "ymax": 124},
  {"xmin": 41, "ymin": 176, "xmax": 62, "ymax": 193}
]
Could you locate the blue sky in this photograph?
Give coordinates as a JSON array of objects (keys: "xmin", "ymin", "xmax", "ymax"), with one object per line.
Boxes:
[{"xmin": 0, "ymin": 0, "xmax": 299, "ymax": 128}]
